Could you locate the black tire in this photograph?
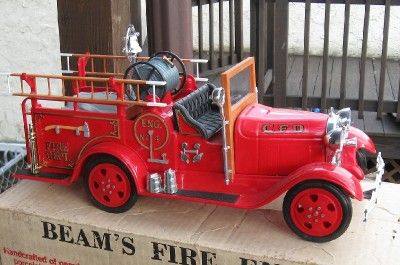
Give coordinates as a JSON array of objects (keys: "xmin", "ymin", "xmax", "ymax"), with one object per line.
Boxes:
[
  {"xmin": 283, "ymin": 180, "xmax": 352, "ymax": 243},
  {"xmin": 356, "ymin": 149, "xmax": 368, "ymax": 172},
  {"xmin": 83, "ymin": 156, "xmax": 138, "ymax": 213}
]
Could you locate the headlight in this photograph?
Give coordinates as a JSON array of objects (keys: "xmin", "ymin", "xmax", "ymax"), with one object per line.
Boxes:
[
  {"xmin": 324, "ymin": 128, "xmax": 342, "ymax": 145},
  {"xmin": 337, "ymin": 107, "xmax": 351, "ymax": 120},
  {"xmin": 337, "ymin": 108, "xmax": 351, "ymax": 127},
  {"xmin": 326, "ymin": 115, "xmax": 337, "ymax": 133},
  {"xmin": 325, "ymin": 108, "xmax": 355, "ymax": 165},
  {"xmin": 326, "ymin": 107, "xmax": 351, "ymax": 133}
]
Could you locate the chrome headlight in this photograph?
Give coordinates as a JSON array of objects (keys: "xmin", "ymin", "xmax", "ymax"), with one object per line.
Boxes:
[
  {"xmin": 337, "ymin": 107, "xmax": 351, "ymax": 127},
  {"xmin": 326, "ymin": 115, "xmax": 337, "ymax": 133},
  {"xmin": 325, "ymin": 107, "xmax": 354, "ymax": 166},
  {"xmin": 326, "ymin": 107, "xmax": 351, "ymax": 133},
  {"xmin": 324, "ymin": 128, "xmax": 342, "ymax": 145}
]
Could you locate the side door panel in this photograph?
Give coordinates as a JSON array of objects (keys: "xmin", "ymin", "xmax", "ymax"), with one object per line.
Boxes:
[{"xmin": 33, "ymin": 110, "xmax": 120, "ymax": 170}]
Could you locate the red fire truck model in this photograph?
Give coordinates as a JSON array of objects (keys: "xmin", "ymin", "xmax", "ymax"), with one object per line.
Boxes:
[{"xmin": 5, "ymin": 27, "xmax": 384, "ymax": 243}]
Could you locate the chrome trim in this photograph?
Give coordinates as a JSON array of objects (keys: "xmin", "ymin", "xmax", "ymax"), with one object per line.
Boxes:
[
  {"xmin": 180, "ymin": 143, "xmax": 203, "ymax": 164},
  {"xmin": 330, "ymin": 126, "xmax": 348, "ymax": 166},
  {"xmin": 123, "ymin": 25, "xmax": 142, "ymax": 63},
  {"xmin": 60, "ymin": 53, "xmax": 74, "ymax": 57},
  {"xmin": 164, "ymin": 169, "xmax": 178, "ymax": 194},
  {"xmin": 194, "ymin": 60, "xmax": 209, "ymax": 82},
  {"xmin": 82, "ymin": 122, "xmax": 90, "ymax": 138},
  {"xmin": 326, "ymin": 107, "xmax": 354, "ymax": 166},
  {"xmin": 147, "ymin": 173, "xmax": 162, "ymax": 193},
  {"xmin": 28, "ymin": 124, "xmax": 40, "ymax": 174},
  {"xmin": 194, "ymin": 77, "xmax": 208, "ymax": 82},
  {"xmin": 147, "ymin": 130, "xmax": 169, "ymax": 164},
  {"xmin": 60, "ymin": 53, "xmax": 73, "ymax": 73},
  {"xmin": 326, "ymin": 107, "xmax": 351, "ymax": 134},
  {"xmin": 211, "ymin": 87, "xmax": 231, "ymax": 185},
  {"xmin": 363, "ymin": 152, "xmax": 385, "ymax": 222},
  {"xmin": 145, "ymin": 80, "xmax": 167, "ymax": 86},
  {"xmin": 188, "ymin": 59, "xmax": 208, "ymax": 63}
]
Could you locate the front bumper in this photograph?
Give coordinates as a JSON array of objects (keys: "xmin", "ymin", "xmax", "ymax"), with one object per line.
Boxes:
[{"xmin": 362, "ymin": 152, "xmax": 385, "ymax": 221}]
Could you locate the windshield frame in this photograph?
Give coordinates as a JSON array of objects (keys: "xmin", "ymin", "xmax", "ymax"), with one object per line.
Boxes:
[{"xmin": 220, "ymin": 57, "xmax": 257, "ymax": 178}]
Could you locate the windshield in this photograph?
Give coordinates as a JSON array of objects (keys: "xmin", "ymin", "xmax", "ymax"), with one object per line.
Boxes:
[
  {"xmin": 229, "ymin": 67, "xmax": 251, "ymax": 105},
  {"xmin": 220, "ymin": 57, "xmax": 256, "ymax": 111}
]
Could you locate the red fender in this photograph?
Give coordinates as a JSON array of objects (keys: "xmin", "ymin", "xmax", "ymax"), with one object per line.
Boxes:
[
  {"xmin": 349, "ymin": 126, "xmax": 376, "ymax": 154},
  {"xmin": 241, "ymin": 162, "xmax": 364, "ymax": 209},
  {"xmin": 70, "ymin": 141, "xmax": 148, "ymax": 193},
  {"xmin": 282, "ymin": 162, "xmax": 364, "ymax": 201}
]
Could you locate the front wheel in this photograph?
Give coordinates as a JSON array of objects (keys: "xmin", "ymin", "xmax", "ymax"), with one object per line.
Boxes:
[
  {"xmin": 283, "ymin": 180, "xmax": 352, "ymax": 242},
  {"xmin": 83, "ymin": 156, "xmax": 137, "ymax": 213}
]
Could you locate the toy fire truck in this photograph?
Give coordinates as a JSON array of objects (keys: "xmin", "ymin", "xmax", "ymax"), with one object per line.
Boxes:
[{"xmin": 6, "ymin": 26, "xmax": 384, "ymax": 242}]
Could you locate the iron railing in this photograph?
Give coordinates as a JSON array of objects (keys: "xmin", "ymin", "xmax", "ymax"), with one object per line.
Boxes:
[
  {"xmin": 0, "ymin": 143, "xmax": 26, "ymax": 194},
  {"xmin": 61, "ymin": 0, "xmax": 399, "ymax": 122}
]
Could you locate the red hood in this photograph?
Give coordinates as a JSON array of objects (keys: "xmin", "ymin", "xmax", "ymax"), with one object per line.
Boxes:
[{"xmin": 236, "ymin": 104, "xmax": 328, "ymax": 138}]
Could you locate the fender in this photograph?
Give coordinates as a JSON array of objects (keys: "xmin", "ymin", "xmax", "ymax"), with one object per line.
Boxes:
[
  {"xmin": 349, "ymin": 126, "xmax": 376, "ymax": 154},
  {"xmin": 70, "ymin": 141, "xmax": 148, "ymax": 193},
  {"xmin": 281, "ymin": 162, "xmax": 364, "ymax": 201},
  {"xmin": 242, "ymin": 162, "xmax": 364, "ymax": 209}
]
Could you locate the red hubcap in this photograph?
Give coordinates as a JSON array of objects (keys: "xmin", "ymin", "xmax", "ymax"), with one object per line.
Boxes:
[
  {"xmin": 88, "ymin": 163, "xmax": 131, "ymax": 208},
  {"xmin": 290, "ymin": 188, "xmax": 343, "ymax": 237}
]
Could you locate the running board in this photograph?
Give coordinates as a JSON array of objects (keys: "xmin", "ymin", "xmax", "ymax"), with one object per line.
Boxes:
[
  {"xmin": 176, "ymin": 190, "xmax": 239, "ymax": 203},
  {"xmin": 16, "ymin": 168, "xmax": 70, "ymax": 180}
]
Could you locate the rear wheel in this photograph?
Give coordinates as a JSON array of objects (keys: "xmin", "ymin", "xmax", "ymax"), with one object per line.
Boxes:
[
  {"xmin": 283, "ymin": 181, "xmax": 352, "ymax": 242},
  {"xmin": 83, "ymin": 156, "xmax": 137, "ymax": 213}
]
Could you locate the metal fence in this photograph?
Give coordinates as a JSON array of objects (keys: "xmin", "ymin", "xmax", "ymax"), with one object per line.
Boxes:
[{"xmin": 0, "ymin": 143, "xmax": 26, "ymax": 194}]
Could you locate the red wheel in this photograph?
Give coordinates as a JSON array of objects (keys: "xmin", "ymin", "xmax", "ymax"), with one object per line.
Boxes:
[
  {"xmin": 283, "ymin": 181, "xmax": 352, "ymax": 242},
  {"xmin": 84, "ymin": 156, "xmax": 137, "ymax": 213}
]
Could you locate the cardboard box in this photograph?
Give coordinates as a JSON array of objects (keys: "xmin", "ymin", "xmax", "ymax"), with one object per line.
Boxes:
[{"xmin": 0, "ymin": 180, "xmax": 399, "ymax": 265}]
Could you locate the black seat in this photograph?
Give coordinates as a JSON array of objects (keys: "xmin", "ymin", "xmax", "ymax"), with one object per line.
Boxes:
[{"xmin": 173, "ymin": 83, "xmax": 222, "ymax": 139}]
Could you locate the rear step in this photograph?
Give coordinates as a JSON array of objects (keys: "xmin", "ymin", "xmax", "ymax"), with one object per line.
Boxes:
[{"xmin": 16, "ymin": 168, "xmax": 70, "ymax": 180}]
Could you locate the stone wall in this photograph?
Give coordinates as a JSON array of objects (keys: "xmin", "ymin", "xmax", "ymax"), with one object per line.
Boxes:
[{"xmin": 0, "ymin": 0, "xmax": 61, "ymax": 142}]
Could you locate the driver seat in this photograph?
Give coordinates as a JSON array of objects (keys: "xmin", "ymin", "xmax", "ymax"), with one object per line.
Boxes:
[{"xmin": 173, "ymin": 83, "xmax": 222, "ymax": 139}]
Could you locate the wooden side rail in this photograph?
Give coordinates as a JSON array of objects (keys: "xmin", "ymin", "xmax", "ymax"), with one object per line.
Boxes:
[
  {"xmin": 9, "ymin": 73, "xmax": 167, "ymax": 108},
  {"xmin": 220, "ymin": 57, "xmax": 257, "ymax": 179}
]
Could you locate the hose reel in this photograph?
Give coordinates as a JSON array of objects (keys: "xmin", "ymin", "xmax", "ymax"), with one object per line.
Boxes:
[{"xmin": 124, "ymin": 51, "xmax": 187, "ymax": 100}]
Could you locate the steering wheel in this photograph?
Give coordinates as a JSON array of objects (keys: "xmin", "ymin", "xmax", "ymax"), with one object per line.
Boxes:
[
  {"xmin": 124, "ymin": 61, "xmax": 167, "ymax": 100},
  {"xmin": 149, "ymin": 51, "xmax": 187, "ymax": 95}
]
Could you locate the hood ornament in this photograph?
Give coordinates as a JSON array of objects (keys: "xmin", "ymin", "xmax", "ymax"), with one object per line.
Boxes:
[{"xmin": 123, "ymin": 25, "xmax": 142, "ymax": 63}]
